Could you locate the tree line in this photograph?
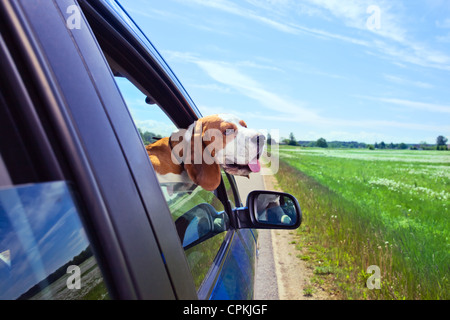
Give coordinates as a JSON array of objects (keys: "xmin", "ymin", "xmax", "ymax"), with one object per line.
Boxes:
[
  {"xmin": 17, "ymin": 246, "xmax": 93, "ymax": 300},
  {"xmin": 139, "ymin": 128, "xmax": 162, "ymax": 145},
  {"xmin": 278, "ymin": 133, "xmax": 449, "ymax": 150}
]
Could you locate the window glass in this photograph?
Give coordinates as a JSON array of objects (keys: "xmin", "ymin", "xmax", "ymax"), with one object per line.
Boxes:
[
  {"xmin": 172, "ymin": 189, "xmax": 228, "ymax": 289},
  {"xmin": 0, "ymin": 181, "xmax": 109, "ymax": 300},
  {"xmin": 114, "ymin": 77, "xmax": 229, "ymax": 290}
]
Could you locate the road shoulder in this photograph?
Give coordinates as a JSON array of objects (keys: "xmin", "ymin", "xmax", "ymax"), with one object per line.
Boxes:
[{"xmin": 264, "ymin": 174, "xmax": 332, "ymax": 300}]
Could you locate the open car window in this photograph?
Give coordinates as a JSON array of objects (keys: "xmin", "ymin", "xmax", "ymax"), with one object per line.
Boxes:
[{"xmin": 112, "ymin": 76, "xmax": 230, "ymax": 291}]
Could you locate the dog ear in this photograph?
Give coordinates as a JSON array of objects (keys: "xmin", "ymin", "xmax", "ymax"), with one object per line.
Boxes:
[{"xmin": 183, "ymin": 120, "xmax": 222, "ymax": 191}]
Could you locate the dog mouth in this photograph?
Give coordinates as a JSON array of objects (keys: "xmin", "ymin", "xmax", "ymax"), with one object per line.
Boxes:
[{"xmin": 222, "ymin": 158, "xmax": 261, "ymax": 176}]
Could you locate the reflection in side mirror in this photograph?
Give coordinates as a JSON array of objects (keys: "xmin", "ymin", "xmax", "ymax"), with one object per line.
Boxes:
[
  {"xmin": 174, "ymin": 203, "xmax": 229, "ymax": 250},
  {"xmin": 255, "ymin": 194, "xmax": 297, "ymax": 226},
  {"xmin": 247, "ymin": 191, "xmax": 302, "ymax": 229}
]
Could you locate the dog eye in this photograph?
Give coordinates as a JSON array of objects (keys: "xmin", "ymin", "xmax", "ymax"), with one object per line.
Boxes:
[{"xmin": 223, "ymin": 129, "xmax": 234, "ymax": 136}]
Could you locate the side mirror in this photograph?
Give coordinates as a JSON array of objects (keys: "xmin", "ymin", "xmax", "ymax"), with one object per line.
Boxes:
[{"xmin": 235, "ymin": 191, "xmax": 302, "ymax": 230}]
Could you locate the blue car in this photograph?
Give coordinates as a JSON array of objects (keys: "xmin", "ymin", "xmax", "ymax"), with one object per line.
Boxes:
[{"xmin": 0, "ymin": 0, "xmax": 301, "ymax": 300}]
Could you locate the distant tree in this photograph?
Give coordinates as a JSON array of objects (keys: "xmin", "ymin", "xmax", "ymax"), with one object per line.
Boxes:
[
  {"xmin": 288, "ymin": 132, "xmax": 298, "ymax": 146},
  {"xmin": 419, "ymin": 141, "xmax": 428, "ymax": 150},
  {"xmin": 367, "ymin": 144, "xmax": 375, "ymax": 150},
  {"xmin": 399, "ymin": 143, "xmax": 408, "ymax": 150},
  {"xmin": 389, "ymin": 142, "xmax": 395, "ymax": 149},
  {"xmin": 138, "ymin": 128, "xmax": 161, "ymax": 146},
  {"xmin": 316, "ymin": 137, "xmax": 328, "ymax": 148},
  {"xmin": 436, "ymin": 135, "xmax": 448, "ymax": 146},
  {"xmin": 379, "ymin": 141, "xmax": 386, "ymax": 149},
  {"xmin": 267, "ymin": 133, "xmax": 272, "ymax": 146},
  {"xmin": 374, "ymin": 142, "xmax": 379, "ymax": 149}
]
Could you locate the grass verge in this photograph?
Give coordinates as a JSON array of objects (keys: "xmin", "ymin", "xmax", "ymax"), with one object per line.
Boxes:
[{"xmin": 274, "ymin": 159, "xmax": 448, "ymax": 300}]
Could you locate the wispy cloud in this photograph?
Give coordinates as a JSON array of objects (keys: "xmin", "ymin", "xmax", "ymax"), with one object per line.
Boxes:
[
  {"xmin": 303, "ymin": 0, "xmax": 407, "ymax": 41},
  {"xmin": 190, "ymin": 83, "xmax": 233, "ymax": 94},
  {"xmin": 358, "ymin": 95, "xmax": 450, "ymax": 114},
  {"xmin": 180, "ymin": 0, "xmax": 369, "ymax": 43},
  {"xmin": 182, "ymin": 0, "xmax": 299, "ymax": 33},
  {"xmin": 195, "ymin": 60, "xmax": 321, "ymax": 121},
  {"xmin": 166, "ymin": 50, "xmax": 449, "ymax": 133},
  {"xmin": 301, "ymin": 0, "xmax": 450, "ymax": 70},
  {"xmin": 180, "ymin": 0, "xmax": 450, "ymax": 71},
  {"xmin": 383, "ymin": 74, "xmax": 434, "ymax": 89},
  {"xmin": 289, "ymin": 22, "xmax": 371, "ymax": 46},
  {"xmin": 376, "ymin": 98, "xmax": 450, "ymax": 114},
  {"xmin": 127, "ymin": 6, "xmax": 234, "ymax": 37},
  {"xmin": 164, "ymin": 50, "xmax": 316, "ymax": 119}
]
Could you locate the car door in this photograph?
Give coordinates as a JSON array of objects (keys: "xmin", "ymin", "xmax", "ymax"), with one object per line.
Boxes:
[
  {"xmin": 1, "ymin": 0, "xmax": 195, "ymax": 299},
  {"xmin": 76, "ymin": 3, "xmax": 255, "ymax": 299},
  {"xmin": 77, "ymin": 0, "xmax": 259, "ymax": 299},
  {"xmin": 206, "ymin": 173, "xmax": 257, "ymax": 300}
]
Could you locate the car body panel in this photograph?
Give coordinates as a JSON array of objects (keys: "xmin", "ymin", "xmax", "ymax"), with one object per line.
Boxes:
[{"xmin": 209, "ymin": 230, "xmax": 256, "ymax": 300}]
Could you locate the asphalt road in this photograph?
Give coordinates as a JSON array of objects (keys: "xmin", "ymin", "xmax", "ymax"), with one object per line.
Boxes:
[{"xmin": 234, "ymin": 174, "xmax": 279, "ymax": 300}]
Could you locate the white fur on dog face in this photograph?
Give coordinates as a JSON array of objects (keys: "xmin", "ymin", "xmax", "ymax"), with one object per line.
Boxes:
[{"xmin": 215, "ymin": 114, "xmax": 262, "ymax": 167}]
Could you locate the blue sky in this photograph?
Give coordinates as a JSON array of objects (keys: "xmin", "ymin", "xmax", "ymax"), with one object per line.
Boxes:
[{"xmin": 119, "ymin": 0, "xmax": 450, "ymax": 144}]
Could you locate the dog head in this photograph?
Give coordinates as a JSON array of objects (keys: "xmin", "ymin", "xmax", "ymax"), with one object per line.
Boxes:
[
  {"xmin": 214, "ymin": 114, "xmax": 265, "ymax": 176},
  {"xmin": 171, "ymin": 114, "xmax": 265, "ymax": 191}
]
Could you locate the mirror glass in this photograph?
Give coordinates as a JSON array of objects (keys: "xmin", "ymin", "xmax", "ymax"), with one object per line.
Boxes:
[
  {"xmin": 175, "ymin": 203, "xmax": 228, "ymax": 250},
  {"xmin": 254, "ymin": 193, "xmax": 298, "ymax": 226}
]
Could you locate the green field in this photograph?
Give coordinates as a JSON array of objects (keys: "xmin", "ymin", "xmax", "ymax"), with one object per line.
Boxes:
[{"xmin": 274, "ymin": 146, "xmax": 449, "ymax": 299}]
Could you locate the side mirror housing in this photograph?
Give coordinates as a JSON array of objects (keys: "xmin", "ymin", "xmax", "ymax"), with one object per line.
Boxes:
[{"xmin": 235, "ymin": 190, "xmax": 302, "ymax": 230}]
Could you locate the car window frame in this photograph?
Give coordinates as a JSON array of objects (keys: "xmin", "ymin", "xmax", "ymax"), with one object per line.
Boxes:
[
  {"xmin": 224, "ymin": 173, "xmax": 243, "ymax": 208},
  {"xmin": 77, "ymin": 0, "xmax": 239, "ymax": 298},
  {"xmin": 0, "ymin": 4, "xmax": 115, "ymax": 299}
]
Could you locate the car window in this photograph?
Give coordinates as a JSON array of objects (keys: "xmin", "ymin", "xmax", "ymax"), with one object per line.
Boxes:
[
  {"xmin": 0, "ymin": 181, "xmax": 109, "ymax": 300},
  {"xmin": 113, "ymin": 77, "xmax": 230, "ymax": 290}
]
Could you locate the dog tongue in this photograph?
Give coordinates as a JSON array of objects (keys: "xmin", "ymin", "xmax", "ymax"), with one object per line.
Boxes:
[{"xmin": 248, "ymin": 159, "xmax": 261, "ymax": 173}]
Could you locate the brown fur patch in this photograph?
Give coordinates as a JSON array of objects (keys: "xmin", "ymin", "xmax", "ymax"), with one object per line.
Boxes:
[
  {"xmin": 239, "ymin": 120, "xmax": 247, "ymax": 128},
  {"xmin": 146, "ymin": 137, "xmax": 183, "ymax": 175}
]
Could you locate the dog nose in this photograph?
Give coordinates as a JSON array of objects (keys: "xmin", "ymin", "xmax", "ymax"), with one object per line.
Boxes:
[{"xmin": 252, "ymin": 134, "xmax": 266, "ymax": 158}]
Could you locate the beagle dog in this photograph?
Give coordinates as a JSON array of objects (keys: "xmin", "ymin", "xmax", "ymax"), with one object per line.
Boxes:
[{"xmin": 146, "ymin": 114, "xmax": 265, "ymax": 192}]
